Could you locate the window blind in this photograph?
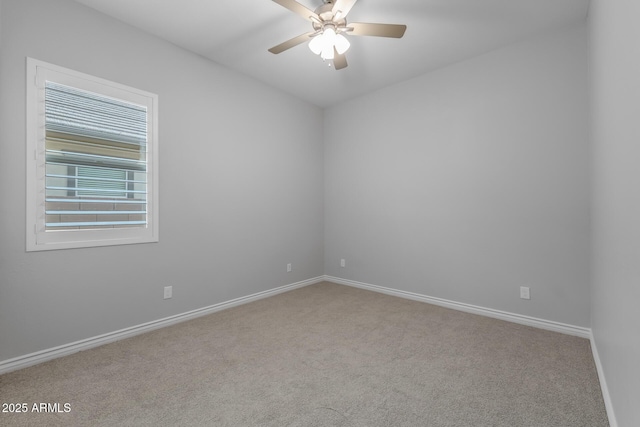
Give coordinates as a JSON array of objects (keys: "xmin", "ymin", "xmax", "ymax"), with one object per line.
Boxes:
[{"xmin": 44, "ymin": 82, "xmax": 148, "ymax": 230}]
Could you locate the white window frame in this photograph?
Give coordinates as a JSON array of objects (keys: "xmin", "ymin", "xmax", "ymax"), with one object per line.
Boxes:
[{"xmin": 26, "ymin": 58, "xmax": 159, "ymax": 251}]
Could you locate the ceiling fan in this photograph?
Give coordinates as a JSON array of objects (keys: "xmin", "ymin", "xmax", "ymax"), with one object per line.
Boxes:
[{"xmin": 268, "ymin": 0, "xmax": 407, "ymax": 70}]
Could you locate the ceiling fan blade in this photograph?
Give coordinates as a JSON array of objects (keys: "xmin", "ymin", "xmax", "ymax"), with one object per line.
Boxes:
[
  {"xmin": 268, "ymin": 32, "xmax": 316, "ymax": 54},
  {"xmin": 333, "ymin": 52, "xmax": 348, "ymax": 70},
  {"xmin": 333, "ymin": 48, "xmax": 348, "ymax": 70},
  {"xmin": 347, "ymin": 22, "xmax": 407, "ymax": 38},
  {"xmin": 332, "ymin": 0, "xmax": 358, "ymax": 19},
  {"xmin": 272, "ymin": 0, "xmax": 320, "ymax": 22}
]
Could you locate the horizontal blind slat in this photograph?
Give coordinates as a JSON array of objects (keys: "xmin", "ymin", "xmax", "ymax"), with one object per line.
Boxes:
[
  {"xmin": 46, "ymin": 186, "xmax": 146, "ymax": 195},
  {"xmin": 46, "ymin": 211, "xmax": 147, "ymax": 215},
  {"xmin": 46, "ymin": 221, "xmax": 147, "ymax": 228},
  {"xmin": 46, "ymin": 173, "xmax": 147, "ymax": 184},
  {"xmin": 46, "ymin": 150, "xmax": 147, "ymax": 171},
  {"xmin": 46, "ymin": 198, "xmax": 146, "ymax": 205}
]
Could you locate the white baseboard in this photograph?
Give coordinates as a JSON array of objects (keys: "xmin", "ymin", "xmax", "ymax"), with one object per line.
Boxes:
[
  {"xmin": 590, "ymin": 335, "xmax": 618, "ymax": 427},
  {"xmin": 324, "ymin": 275, "xmax": 591, "ymax": 338},
  {"xmin": 0, "ymin": 276, "xmax": 325, "ymax": 375}
]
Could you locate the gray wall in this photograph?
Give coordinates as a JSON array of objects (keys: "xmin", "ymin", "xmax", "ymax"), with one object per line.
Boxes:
[
  {"xmin": 590, "ymin": 0, "xmax": 640, "ymax": 425},
  {"xmin": 0, "ymin": 0, "xmax": 324, "ymax": 361},
  {"xmin": 324, "ymin": 24, "xmax": 591, "ymax": 327}
]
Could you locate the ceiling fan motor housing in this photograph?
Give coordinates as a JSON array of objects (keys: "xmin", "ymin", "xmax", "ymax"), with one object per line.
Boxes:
[{"xmin": 313, "ymin": 1, "xmax": 347, "ymax": 32}]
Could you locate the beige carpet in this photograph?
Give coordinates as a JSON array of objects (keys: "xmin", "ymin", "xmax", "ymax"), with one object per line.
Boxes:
[{"xmin": 0, "ymin": 282, "xmax": 608, "ymax": 426}]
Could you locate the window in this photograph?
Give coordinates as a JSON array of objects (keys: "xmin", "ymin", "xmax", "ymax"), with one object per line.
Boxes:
[{"xmin": 26, "ymin": 58, "xmax": 158, "ymax": 251}]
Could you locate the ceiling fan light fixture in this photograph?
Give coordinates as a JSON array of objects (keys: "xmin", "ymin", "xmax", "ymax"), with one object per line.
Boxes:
[{"xmin": 308, "ymin": 26, "xmax": 349, "ymax": 59}]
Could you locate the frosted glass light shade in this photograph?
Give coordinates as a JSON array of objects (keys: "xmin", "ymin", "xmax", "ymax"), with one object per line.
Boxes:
[
  {"xmin": 321, "ymin": 45, "xmax": 334, "ymax": 60},
  {"xmin": 323, "ymin": 27, "xmax": 337, "ymax": 46},
  {"xmin": 334, "ymin": 34, "xmax": 350, "ymax": 54},
  {"xmin": 308, "ymin": 27, "xmax": 349, "ymax": 59},
  {"xmin": 309, "ymin": 35, "xmax": 323, "ymax": 54}
]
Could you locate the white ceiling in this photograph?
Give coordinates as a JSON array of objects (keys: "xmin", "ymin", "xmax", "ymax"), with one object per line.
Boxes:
[{"xmin": 74, "ymin": 0, "xmax": 589, "ymax": 108}]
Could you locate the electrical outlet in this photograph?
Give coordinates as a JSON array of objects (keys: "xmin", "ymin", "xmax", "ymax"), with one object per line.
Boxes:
[
  {"xmin": 164, "ymin": 286, "xmax": 172, "ymax": 299},
  {"xmin": 340, "ymin": 259, "xmax": 346, "ymax": 268},
  {"xmin": 520, "ymin": 286, "xmax": 530, "ymax": 300},
  {"xmin": 287, "ymin": 263, "xmax": 292, "ymax": 273}
]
